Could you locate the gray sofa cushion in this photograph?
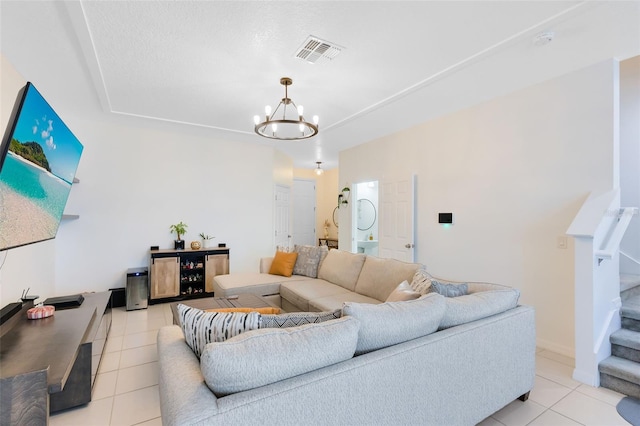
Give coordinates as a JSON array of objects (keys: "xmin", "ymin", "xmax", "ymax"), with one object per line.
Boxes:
[
  {"xmin": 342, "ymin": 293, "xmax": 446, "ymax": 355},
  {"xmin": 354, "ymin": 256, "xmax": 421, "ymax": 302},
  {"xmin": 318, "ymin": 249, "xmax": 366, "ymax": 292},
  {"xmin": 176, "ymin": 304, "xmax": 261, "ymax": 358},
  {"xmin": 280, "ymin": 279, "xmax": 350, "ymax": 312},
  {"xmin": 260, "ymin": 309, "xmax": 341, "ymax": 328},
  {"xmin": 293, "ymin": 244, "xmax": 329, "ymax": 278},
  {"xmin": 213, "ymin": 272, "xmax": 313, "ymax": 298},
  {"xmin": 200, "ymin": 316, "xmax": 360, "ymax": 397},
  {"xmin": 439, "ymin": 289, "xmax": 520, "ymax": 330},
  {"xmin": 308, "ymin": 292, "xmax": 380, "ymax": 312}
]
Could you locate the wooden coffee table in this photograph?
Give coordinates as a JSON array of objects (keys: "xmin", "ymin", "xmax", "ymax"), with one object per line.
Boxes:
[{"xmin": 170, "ymin": 294, "xmax": 274, "ymax": 325}]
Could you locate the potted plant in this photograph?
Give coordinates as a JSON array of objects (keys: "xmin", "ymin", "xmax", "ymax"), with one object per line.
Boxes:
[
  {"xmin": 170, "ymin": 221, "xmax": 188, "ymax": 249},
  {"xmin": 339, "ymin": 187, "xmax": 350, "ymax": 207},
  {"xmin": 199, "ymin": 233, "xmax": 215, "ymax": 249}
]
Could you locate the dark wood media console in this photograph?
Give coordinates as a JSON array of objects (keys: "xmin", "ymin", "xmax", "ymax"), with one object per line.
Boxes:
[{"xmin": 0, "ymin": 291, "xmax": 111, "ymax": 424}]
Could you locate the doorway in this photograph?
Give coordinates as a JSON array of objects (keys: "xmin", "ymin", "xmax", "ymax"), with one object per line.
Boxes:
[
  {"xmin": 292, "ymin": 179, "xmax": 316, "ymax": 247},
  {"xmin": 353, "ymin": 181, "xmax": 379, "ymax": 256}
]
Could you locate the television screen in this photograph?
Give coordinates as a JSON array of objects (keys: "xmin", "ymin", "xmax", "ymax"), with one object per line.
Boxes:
[{"xmin": 0, "ymin": 82, "xmax": 83, "ymax": 251}]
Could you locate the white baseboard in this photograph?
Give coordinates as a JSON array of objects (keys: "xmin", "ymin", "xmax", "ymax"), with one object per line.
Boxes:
[
  {"xmin": 536, "ymin": 338, "xmax": 574, "ymax": 359},
  {"xmin": 573, "ymin": 368, "xmax": 599, "ymax": 387}
]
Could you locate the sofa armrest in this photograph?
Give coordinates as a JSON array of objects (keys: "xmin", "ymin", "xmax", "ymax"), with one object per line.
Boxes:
[
  {"xmin": 157, "ymin": 326, "xmax": 221, "ymax": 425},
  {"xmin": 260, "ymin": 257, "xmax": 274, "ymax": 273}
]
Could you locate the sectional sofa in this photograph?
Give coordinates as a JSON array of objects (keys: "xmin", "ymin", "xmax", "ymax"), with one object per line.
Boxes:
[{"xmin": 157, "ymin": 248, "xmax": 536, "ymax": 425}]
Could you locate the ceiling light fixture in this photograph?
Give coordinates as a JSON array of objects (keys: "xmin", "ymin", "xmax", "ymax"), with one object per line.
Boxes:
[
  {"xmin": 315, "ymin": 161, "xmax": 324, "ymax": 176},
  {"xmin": 253, "ymin": 77, "xmax": 319, "ymax": 140}
]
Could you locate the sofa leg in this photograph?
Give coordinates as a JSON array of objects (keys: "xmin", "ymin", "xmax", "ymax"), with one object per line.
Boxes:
[{"xmin": 518, "ymin": 391, "xmax": 530, "ymax": 402}]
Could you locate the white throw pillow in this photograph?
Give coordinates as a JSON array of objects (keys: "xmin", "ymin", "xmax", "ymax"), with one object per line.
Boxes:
[
  {"xmin": 385, "ymin": 280, "xmax": 422, "ymax": 302},
  {"xmin": 200, "ymin": 316, "xmax": 360, "ymax": 396},
  {"xmin": 342, "ymin": 293, "xmax": 446, "ymax": 355}
]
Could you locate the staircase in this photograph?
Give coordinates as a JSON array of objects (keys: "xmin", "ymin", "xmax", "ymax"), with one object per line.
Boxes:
[{"xmin": 599, "ymin": 274, "xmax": 640, "ymax": 398}]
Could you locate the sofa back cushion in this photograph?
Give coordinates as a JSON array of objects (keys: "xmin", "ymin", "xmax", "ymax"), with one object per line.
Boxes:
[
  {"xmin": 200, "ymin": 316, "xmax": 360, "ymax": 397},
  {"xmin": 317, "ymin": 249, "xmax": 366, "ymax": 292},
  {"xmin": 354, "ymin": 256, "xmax": 421, "ymax": 302},
  {"xmin": 342, "ymin": 293, "xmax": 445, "ymax": 355},
  {"xmin": 439, "ymin": 289, "xmax": 520, "ymax": 330}
]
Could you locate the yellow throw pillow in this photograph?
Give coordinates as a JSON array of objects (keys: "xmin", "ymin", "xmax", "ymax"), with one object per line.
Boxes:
[
  {"xmin": 206, "ymin": 307, "xmax": 281, "ymax": 315},
  {"xmin": 269, "ymin": 251, "xmax": 298, "ymax": 277}
]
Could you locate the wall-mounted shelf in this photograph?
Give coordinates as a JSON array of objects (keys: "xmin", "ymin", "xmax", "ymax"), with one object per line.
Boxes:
[{"xmin": 62, "ymin": 177, "xmax": 80, "ymax": 219}]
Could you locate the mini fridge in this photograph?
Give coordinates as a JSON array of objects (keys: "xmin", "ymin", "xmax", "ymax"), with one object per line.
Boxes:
[{"xmin": 126, "ymin": 267, "xmax": 148, "ymax": 311}]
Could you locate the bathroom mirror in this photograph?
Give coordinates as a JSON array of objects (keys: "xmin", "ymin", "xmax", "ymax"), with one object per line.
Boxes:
[
  {"xmin": 357, "ymin": 199, "xmax": 376, "ymax": 231},
  {"xmin": 333, "ymin": 206, "xmax": 339, "ymax": 228}
]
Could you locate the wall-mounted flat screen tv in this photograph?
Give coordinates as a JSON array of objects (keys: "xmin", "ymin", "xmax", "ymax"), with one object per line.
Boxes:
[{"xmin": 0, "ymin": 82, "xmax": 83, "ymax": 251}]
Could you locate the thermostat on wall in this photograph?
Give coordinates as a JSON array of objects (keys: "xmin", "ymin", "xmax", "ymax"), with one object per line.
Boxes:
[{"xmin": 438, "ymin": 213, "xmax": 453, "ymax": 224}]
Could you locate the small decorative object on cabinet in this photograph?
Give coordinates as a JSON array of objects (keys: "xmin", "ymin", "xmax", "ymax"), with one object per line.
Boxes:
[
  {"xmin": 199, "ymin": 233, "xmax": 215, "ymax": 248},
  {"xmin": 169, "ymin": 221, "xmax": 188, "ymax": 250},
  {"xmin": 149, "ymin": 246, "xmax": 230, "ymax": 303},
  {"xmin": 190, "ymin": 241, "xmax": 201, "ymax": 250}
]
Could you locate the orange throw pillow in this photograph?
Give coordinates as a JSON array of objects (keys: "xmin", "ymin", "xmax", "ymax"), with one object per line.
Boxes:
[
  {"xmin": 206, "ymin": 307, "xmax": 281, "ymax": 314},
  {"xmin": 269, "ymin": 251, "xmax": 298, "ymax": 277}
]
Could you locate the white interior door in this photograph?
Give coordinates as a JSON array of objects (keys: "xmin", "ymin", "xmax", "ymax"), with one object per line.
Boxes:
[
  {"xmin": 378, "ymin": 175, "xmax": 415, "ymax": 261},
  {"xmin": 292, "ymin": 179, "xmax": 316, "ymax": 247},
  {"xmin": 274, "ymin": 185, "xmax": 290, "ymax": 250}
]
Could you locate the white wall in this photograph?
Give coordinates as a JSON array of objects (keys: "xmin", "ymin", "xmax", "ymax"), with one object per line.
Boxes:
[
  {"xmin": 340, "ymin": 59, "xmax": 619, "ymax": 356},
  {"xmin": 1, "ymin": 54, "xmax": 283, "ymax": 305},
  {"xmin": 619, "ymin": 56, "xmax": 640, "ymax": 274}
]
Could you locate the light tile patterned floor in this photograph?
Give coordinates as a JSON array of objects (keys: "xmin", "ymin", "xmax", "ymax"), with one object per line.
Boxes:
[{"xmin": 50, "ymin": 303, "xmax": 630, "ymax": 426}]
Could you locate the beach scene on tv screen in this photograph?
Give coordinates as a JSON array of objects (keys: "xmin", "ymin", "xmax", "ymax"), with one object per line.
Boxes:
[{"xmin": 0, "ymin": 84, "xmax": 83, "ymax": 250}]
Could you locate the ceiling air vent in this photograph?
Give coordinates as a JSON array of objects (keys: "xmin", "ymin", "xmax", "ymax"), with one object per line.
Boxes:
[{"xmin": 294, "ymin": 36, "xmax": 343, "ymax": 64}]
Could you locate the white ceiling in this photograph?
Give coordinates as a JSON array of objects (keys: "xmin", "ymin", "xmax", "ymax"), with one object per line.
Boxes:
[{"xmin": 1, "ymin": 1, "xmax": 639, "ymax": 170}]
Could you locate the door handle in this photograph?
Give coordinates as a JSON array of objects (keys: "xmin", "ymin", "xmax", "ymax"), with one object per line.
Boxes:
[{"xmin": 405, "ymin": 243, "xmax": 415, "ymax": 249}]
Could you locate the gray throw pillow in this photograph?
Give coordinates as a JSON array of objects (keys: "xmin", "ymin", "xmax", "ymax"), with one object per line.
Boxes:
[
  {"xmin": 176, "ymin": 304, "xmax": 261, "ymax": 358},
  {"xmin": 342, "ymin": 293, "xmax": 446, "ymax": 355},
  {"xmin": 200, "ymin": 316, "xmax": 360, "ymax": 396},
  {"xmin": 292, "ymin": 244, "xmax": 329, "ymax": 278},
  {"xmin": 260, "ymin": 309, "xmax": 341, "ymax": 328},
  {"xmin": 430, "ymin": 280, "xmax": 468, "ymax": 297}
]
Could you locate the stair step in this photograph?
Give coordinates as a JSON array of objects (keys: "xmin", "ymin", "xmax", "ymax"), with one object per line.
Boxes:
[
  {"xmin": 599, "ymin": 356, "xmax": 640, "ymax": 383},
  {"xmin": 622, "ymin": 317, "xmax": 640, "ymax": 332},
  {"xmin": 621, "ymin": 295, "xmax": 640, "ymax": 321},
  {"xmin": 621, "ymin": 274, "xmax": 640, "ymax": 301},
  {"xmin": 599, "ymin": 356, "xmax": 640, "ymax": 399},
  {"xmin": 611, "ymin": 329, "xmax": 640, "ymax": 351}
]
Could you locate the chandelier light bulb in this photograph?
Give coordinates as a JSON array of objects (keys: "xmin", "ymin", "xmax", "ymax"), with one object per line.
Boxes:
[
  {"xmin": 297, "ymin": 105, "xmax": 304, "ymax": 118},
  {"xmin": 272, "ymin": 123, "xmax": 277, "ymax": 133},
  {"xmin": 265, "ymin": 105, "xmax": 272, "ymax": 117},
  {"xmin": 313, "ymin": 115, "xmax": 319, "ymax": 125},
  {"xmin": 253, "ymin": 115, "xmax": 260, "ymax": 125}
]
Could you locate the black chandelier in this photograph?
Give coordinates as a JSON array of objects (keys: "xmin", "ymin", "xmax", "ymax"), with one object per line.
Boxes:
[{"xmin": 254, "ymin": 77, "xmax": 319, "ymax": 140}]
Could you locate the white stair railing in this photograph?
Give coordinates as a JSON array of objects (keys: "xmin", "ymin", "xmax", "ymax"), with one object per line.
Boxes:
[
  {"xmin": 567, "ymin": 189, "xmax": 630, "ymax": 386},
  {"xmin": 595, "ymin": 207, "xmax": 639, "ymax": 264}
]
